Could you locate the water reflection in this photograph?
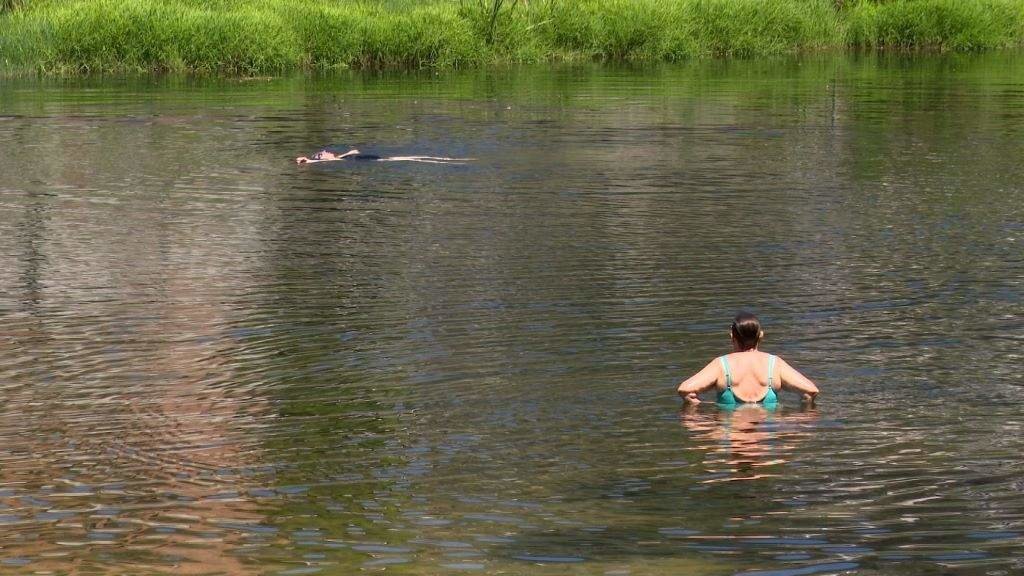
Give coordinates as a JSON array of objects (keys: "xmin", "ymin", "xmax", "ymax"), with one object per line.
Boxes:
[
  {"xmin": 0, "ymin": 53, "xmax": 1022, "ymax": 574},
  {"xmin": 117, "ymin": 264, "xmax": 269, "ymax": 575},
  {"xmin": 680, "ymin": 406, "xmax": 820, "ymax": 483},
  {"xmin": 0, "ymin": 193, "xmax": 273, "ymax": 573}
]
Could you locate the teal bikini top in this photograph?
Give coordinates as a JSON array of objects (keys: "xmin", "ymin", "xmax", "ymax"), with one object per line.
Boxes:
[{"xmin": 716, "ymin": 354, "xmax": 779, "ymax": 407}]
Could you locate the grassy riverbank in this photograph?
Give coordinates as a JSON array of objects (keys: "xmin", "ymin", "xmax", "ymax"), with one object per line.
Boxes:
[{"xmin": 1, "ymin": 0, "xmax": 1023, "ymax": 74}]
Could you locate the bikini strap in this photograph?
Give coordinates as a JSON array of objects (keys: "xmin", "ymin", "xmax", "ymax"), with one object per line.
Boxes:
[
  {"xmin": 767, "ymin": 355, "xmax": 777, "ymax": 388},
  {"xmin": 718, "ymin": 356, "xmax": 733, "ymax": 388}
]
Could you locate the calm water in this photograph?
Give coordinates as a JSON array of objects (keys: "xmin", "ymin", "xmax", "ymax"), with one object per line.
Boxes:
[{"xmin": 0, "ymin": 53, "xmax": 1023, "ymax": 575}]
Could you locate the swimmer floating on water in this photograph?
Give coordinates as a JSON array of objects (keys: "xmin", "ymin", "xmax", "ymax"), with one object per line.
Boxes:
[
  {"xmin": 677, "ymin": 312, "xmax": 819, "ymax": 408},
  {"xmin": 296, "ymin": 149, "xmax": 471, "ymax": 165}
]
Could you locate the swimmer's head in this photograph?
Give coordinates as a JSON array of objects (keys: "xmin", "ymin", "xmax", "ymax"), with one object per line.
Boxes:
[{"xmin": 730, "ymin": 311, "xmax": 763, "ymax": 351}]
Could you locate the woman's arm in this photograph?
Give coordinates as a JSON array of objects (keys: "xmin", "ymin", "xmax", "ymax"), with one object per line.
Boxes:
[
  {"xmin": 777, "ymin": 357, "xmax": 819, "ymax": 404},
  {"xmin": 677, "ymin": 360, "xmax": 721, "ymax": 405},
  {"xmin": 297, "ymin": 149, "xmax": 360, "ymax": 164}
]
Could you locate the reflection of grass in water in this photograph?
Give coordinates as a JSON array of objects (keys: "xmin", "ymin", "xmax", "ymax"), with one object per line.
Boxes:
[
  {"xmin": 0, "ymin": 0, "xmax": 1022, "ymax": 74},
  {"xmin": 436, "ymin": 557, "xmax": 727, "ymax": 575}
]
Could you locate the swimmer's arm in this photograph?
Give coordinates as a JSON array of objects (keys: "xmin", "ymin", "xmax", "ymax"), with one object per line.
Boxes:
[
  {"xmin": 296, "ymin": 149, "xmax": 360, "ymax": 164},
  {"xmin": 777, "ymin": 358, "xmax": 819, "ymax": 404},
  {"xmin": 677, "ymin": 360, "xmax": 721, "ymax": 405}
]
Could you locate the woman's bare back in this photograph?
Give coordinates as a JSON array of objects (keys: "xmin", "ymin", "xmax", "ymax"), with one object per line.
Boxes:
[{"xmin": 718, "ymin": 351, "xmax": 776, "ymax": 402}]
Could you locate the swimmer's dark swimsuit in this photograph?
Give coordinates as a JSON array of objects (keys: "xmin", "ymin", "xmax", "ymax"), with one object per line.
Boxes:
[
  {"xmin": 312, "ymin": 152, "xmax": 381, "ymax": 161},
  {"xmin": 716, "ymin": 355, "xmax": 779, "ymax": 408}
]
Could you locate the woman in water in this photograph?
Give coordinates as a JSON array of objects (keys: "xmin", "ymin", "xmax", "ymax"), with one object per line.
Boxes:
[
  {"xmin": 296, "ymin": 149, "xmax": 469, "ymax": 164},
  {"xmin": 677, "ymin": 312, "xmax": 819, "ymax": 407}
]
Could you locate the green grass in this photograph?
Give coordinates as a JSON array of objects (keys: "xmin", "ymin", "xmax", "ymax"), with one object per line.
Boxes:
[
  {"xmin": 847, "ymin": 0, "xmax": 1024, "ymax": 50},
  {"xmin": 1, "ymin": 0, "xmax": 1023, "ymax": 74}
]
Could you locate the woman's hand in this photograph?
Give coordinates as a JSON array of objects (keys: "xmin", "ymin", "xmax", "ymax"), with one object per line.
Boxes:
[{"xmin": 683, "ymin": 392, "xmax": 701, "ymax": 406}]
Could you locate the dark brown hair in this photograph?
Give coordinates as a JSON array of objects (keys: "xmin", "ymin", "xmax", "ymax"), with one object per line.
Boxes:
[{"xmin": 730, "ymin": 311, "xmax": 762, "ymax": 351}]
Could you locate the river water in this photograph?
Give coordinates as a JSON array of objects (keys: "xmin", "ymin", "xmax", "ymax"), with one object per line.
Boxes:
[{"xmin": 0, "ymin": 53, "xmax": 1022, "ymax": 575}]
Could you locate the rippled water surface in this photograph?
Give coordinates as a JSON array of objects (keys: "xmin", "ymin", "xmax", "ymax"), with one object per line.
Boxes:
[{"xmin": 1, "ymin": 54, "xmax": 1023, "ymax": 575}]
